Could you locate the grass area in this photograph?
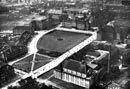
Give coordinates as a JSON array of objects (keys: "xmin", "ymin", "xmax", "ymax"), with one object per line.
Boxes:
[
  {"xmin": 12, "ymin": 54, "xmax": 54, "ymax": 73},
  {"xmin": 37, "ymin": 30, "xmax": 91, "ymax": 54},
  {"xmin": 13, "ymin": 62, "xmax": 32, "ymax": 73}
]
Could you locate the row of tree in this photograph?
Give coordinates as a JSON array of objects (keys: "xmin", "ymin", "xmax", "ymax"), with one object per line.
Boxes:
[{"xmin": 8, "ymin": 77, "xmax": 59, "ymax": 89}]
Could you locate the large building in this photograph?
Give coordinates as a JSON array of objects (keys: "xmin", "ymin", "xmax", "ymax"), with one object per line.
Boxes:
[
  {"xmin": 2, "ymin": 27, "xmax": 97, "ymax": 88},
  {"xmin": 10, "ymin": 27, "xmax": 96, "ymax": 77},
  {"xmin": 54, "ymin": 49, "xmax": 109, "ymax": 88}
]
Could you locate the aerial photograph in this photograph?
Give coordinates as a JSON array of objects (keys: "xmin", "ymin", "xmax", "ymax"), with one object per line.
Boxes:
[{"xmin": 0, "ymin": 0, "xmax": 130, "ymax": 89}]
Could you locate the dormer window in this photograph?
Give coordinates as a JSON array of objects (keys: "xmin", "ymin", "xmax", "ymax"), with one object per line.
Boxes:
[
  {"xmin": 77, "ymin": 72, "xmax": 81, "ymax": 77},
  {"xmin": 72, "ymin": 70, "xmax": 76, "ymax": 75},
  {"xmin": 82, "ymin": 73, "xmax": 86, "ymax": 78},
  {"xmin": 63, "ymin": 68, "xmax": 67, "ymax": 72},
  {"xmin": 67, "ymin": 69, "xmax": 71, "ymax": 74}
]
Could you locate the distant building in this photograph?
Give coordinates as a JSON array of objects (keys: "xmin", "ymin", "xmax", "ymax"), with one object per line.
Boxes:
[
  {"xmin": 62, "ymin": 8, "xmax": 91, "ymax": 30},
  {"xmin": 13, "ymin": 26, "xmax": 32, "ymax": 35},
  {"xmin": 47, "ymin": 9, "xmax": 62, "ymax": 22}
]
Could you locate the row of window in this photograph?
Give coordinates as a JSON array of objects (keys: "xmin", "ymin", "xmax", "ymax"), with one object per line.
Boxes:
[
  {"xmin": 62, "ymin": 22, "xmax": 89, "ymax": 30},
  {"xmin": 63, "ymin": 68, "xmax": 86, "ymax": 78},
  {"xmin": 54, "ymin": 71, "xmax": 90, "ymax": 88}
]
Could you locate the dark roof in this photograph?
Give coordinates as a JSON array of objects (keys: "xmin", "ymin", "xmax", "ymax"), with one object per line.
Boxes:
[
  {"xmin": 13, "ymin": 26, "xmax": 31, "ymax": 34},
  {"xmin": 13, "ymin": 26, "xmax": 31, "ymax": 31},
  {"xmin": 64, "ymin": 59, "xmax": 86, "ymax": 74},
  {"xmin": 55, "ymin": 59, "xmax": 98, "ymax": 74}
]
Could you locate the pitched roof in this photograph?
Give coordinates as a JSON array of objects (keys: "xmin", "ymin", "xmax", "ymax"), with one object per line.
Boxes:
[{"xmin": 55, "ymin": 59, "xmax": 98, "ymax": 74}]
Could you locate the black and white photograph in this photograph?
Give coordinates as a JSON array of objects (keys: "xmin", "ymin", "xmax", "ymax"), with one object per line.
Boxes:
[{"xmin": 0, "ymin": 0, "xmax": 130, "ymax": 89}]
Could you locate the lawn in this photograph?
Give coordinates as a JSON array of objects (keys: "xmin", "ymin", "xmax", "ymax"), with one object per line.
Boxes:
[
  {"xmin": 12, "ymin": 54, "xmax": 54, "ymax": 73},
  {"xmin": 37, "ymin": 30, "xmax": 91, "ymax": 54}
]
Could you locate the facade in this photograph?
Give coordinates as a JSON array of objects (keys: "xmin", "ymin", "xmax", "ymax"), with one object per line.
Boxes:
[
  {"xmin": 62, "ymin": 8, "xmax": 91, "ymax": 30},
  {"xmin": 47, "ymin": 9, "xmax": 62, "ymax": 21},
  {"xmin": 0, "ymin": 61, "xmax": 15, "ymax": 87},
  {"xmin": 54, "ymin": 59, "xmax": 94, "ymax": 89},
  {"xmin": 30, "ymin": 16, "xmax": 47, "ymax": 30},
  {"xmin": 54, "ymin": 49, "xmax": 109, "ymax": 88}
]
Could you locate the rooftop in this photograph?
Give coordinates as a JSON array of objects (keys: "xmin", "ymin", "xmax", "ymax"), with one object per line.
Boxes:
[{"xmin": 55, "ymin": 59, "xmax": 99, "ymax": 74}]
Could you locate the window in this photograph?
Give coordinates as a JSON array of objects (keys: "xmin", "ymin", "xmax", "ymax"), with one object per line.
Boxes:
[
  {"xmin": 85, "ymin": 80, "xmax": 90, "ymax": 89},
  {"xmin": 71, "ymin": 75, "xmax": 74, "ymax": 83},
  {"xmin": 54, "ymin": 71, "xmax": 58, "ymax": 78},
  {"xmin": 77, "ymin": 72, "xmax": 81, "ymax": 77},
  {"xmin": 68, "ymin": 69, "xmax": 71, "ymax": 74},
  {"xmin": 66, "ymin": 73, "xmax": 69, "ymax": 82},
  {"xmin": 74, "ymin": 76, "xmax": 75, "ymax": 84},
  {"xmin": 55, "ymin": 71, "xmax": 61, "ymax": 79},
  {"xmin": 82, "ymin": 73, "xmax": 86, "ymax": 78},
  {"xmin": 58, "ymin": 72, "xmax": 61, "ymax": 79},
  {"xmin": 72, "ymin": 70, "xmax": 76, "ymax": 75},
  {"xmin": 54, "ymin": 70, "xmax": 56, "ymax": 75},
  {"xmin": 63, "ymin": 68, "xmax": 67, "ymax": 72},
  {"xmin": 75, "ymin": 77, "xmax": 79, "ymax": 85},
  {"xmin": 69, "ymin": 75, "xmax": 71, "ymax": 82},
  {"xmin": 62, "ymin": 73, "xmax": 65, "ymax": 81},
  {"xmin": 80, "ymin": 78, "xmax": 85, "ymax": 87}
]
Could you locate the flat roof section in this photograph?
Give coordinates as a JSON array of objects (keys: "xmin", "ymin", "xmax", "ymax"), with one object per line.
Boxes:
[
  {"xmin": 12, "ymin": 54, "xmax": 54, "ymax": 73},
  {"xmin": 37, "ymin": 30, "xmax": 91, "ymax": 54}
]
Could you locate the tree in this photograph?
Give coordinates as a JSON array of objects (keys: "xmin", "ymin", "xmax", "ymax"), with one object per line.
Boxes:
[{"xmin": 122, "ymin": 0, "xmax": 130, "ymax": 6}]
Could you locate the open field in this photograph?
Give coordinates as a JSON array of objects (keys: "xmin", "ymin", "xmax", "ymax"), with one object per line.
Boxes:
[{"xmin": 37, "ymin": 30, "xmax": 91, "ymax": 54}]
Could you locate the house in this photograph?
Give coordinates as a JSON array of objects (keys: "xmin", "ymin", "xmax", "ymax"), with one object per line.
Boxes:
[{"xmin": 13, "ymin": 26, "xmax": 32, "ymax": 36}]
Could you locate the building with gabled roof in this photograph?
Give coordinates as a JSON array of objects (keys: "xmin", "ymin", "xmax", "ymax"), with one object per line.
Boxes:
[{"xmin": 54, "ymin": 49, "xmax": 109, "ymax": 89}]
